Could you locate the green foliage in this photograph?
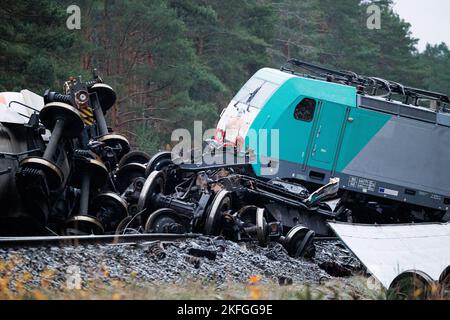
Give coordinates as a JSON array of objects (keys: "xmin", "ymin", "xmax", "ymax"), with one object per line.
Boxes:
[
  {"xmin": 418, "ymin": 43, "xmax": 450, "ymax": 95},
  {"xmin": 1, "ymin": 0, "xmax": 449, "ymax": 153},
  {"xmin": 169, "ymin": 0, "xmax": 274, "ymax": 97},
  {"xmin": 0, "ymin": 0, "xmax": 77, "ymax": 92}
]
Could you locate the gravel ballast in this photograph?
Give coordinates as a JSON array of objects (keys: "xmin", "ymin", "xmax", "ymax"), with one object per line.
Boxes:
[{"xmin": 0, "ymin": 237, "xmax": 362, "ymax": 293}]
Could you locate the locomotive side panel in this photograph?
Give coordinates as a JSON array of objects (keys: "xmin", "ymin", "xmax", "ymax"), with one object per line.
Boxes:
[
  {"xmin": 216, "ymin": 67, "xmax": 449, "ymax": 217},
  {"xmin": 339, "ymin": 112, "xmax": 450, "ymax": 211},
  {"xmin": 249, "ymin": 75, "xmax": 357, "ymax": 177}
]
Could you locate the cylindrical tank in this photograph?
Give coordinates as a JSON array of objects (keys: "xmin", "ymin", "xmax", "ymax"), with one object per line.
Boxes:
[{"xmin": 0, "ymin": 123, "xmax": 30, "ymax": 230}]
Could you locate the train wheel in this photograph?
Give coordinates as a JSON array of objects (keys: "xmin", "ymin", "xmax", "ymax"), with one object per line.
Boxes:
[
  {"xmin": 388, "ymin": 270, "xmax": 434, "ymax": 300},
  {"xmin": 89, "ymin": 83, "xmax": 117, "ymax": 113},
  {"xmin": 238, "ymin": 206, "xmax": 269, "ymax": 246},
  {"xmin": 283, "ymin": 225, "xmax": 315, "ymax": 258},
  {"xmin": 439, "ymin": 266, "xmax": 450, "ymax": 299},
  {"xmin": 145, "ymin": 152, "xmax": 173, "ymax": 177},
  {"xmin": 65, "ymin": 215, "xmax": 104, "ymax": 235},
  {"xmin": 256, "ymin": 208, "xmax": 269, "ymax": 247},
  {"xmin": 98, "ymin": 134, "xmax": 130, "ymax": 161},
  {"xmin": 118, "ymin": 150, "xmax": 151, "ymax": 168},
  {"xmin": 115, "ymin": 163, "xmax": 146, "ymax": 193},
  {"xmin": 204, "ymin": 190, "xmax": 232, "ymax": 236},
  {"xmin": 144, "ymin": 208, "xmax": 187, "ymax": 234},
  {"xmin": 137, "ymin": 171, "xmax": 166, "ymax": 213},
  {"xmin": 91, "ymin": 192, "xmax": 128, "ymax": 232},
  {"xmin": 238, "ymin": 206, "xmax": 259, "ymax": 224}
]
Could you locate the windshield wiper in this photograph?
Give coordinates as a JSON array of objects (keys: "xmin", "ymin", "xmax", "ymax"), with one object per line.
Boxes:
[{"xmin": 234, "ymin": 83, "xmax": 265, "ymax": 110}]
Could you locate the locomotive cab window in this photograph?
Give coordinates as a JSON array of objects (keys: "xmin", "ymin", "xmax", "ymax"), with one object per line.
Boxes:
[{"xmin": 294, "ymin": 98, "xmax": 316, "ymax": 122}]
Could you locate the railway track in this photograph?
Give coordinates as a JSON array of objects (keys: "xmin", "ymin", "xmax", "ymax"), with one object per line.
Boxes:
[
  {"xmin": 0, "ymin": 233, "xmax": 338, "ymax": 248},
  {"xmin": 0, "ymin": 233, "xmax": 201, "ymax": 248}
]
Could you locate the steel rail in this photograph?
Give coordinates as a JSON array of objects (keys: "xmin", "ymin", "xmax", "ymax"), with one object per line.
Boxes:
[{"xmin": 0, "ymin": 233, "xmax": 202, "ymax": 248}]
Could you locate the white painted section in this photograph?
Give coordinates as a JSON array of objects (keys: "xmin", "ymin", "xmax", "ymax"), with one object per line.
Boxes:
[
  {"xmin": 328, "ymin": 222, "xmax": 450, "ymax": 288},
  {"xmin": 325, "ymin": 199, "xmax": 340, "ymax": 211},
  {"xmin": 0, "ymin": 90, "xmax": 44, "ymax": 124},
  {"xmin": 215, "ymin": 68, "xmax": 294, "ymax": 148}
]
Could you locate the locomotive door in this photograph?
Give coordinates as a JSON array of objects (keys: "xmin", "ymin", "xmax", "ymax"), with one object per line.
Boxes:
[{"xmin": 308, "ymin": 101, "xmax": 348, "ymax": 171}]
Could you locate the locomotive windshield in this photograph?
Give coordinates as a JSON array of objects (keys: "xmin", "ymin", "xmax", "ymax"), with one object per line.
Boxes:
[
  {"xmin": 215, "ymin": 72, "xmax": 282, "ymax": 150},
  {"xmin": 233, "ymin": 78, "xmax": 278, "ymax": 110}
]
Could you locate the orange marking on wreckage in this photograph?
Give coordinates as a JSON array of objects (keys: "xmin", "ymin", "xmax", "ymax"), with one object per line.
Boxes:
[{"xmin": 0, "ymin": 95, "xmax": 6, "ymax": 106}]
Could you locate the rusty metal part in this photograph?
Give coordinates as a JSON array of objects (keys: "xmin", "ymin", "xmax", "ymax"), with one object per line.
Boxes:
[
  {"xmin": 138, "ymin": 170, "xmax": 166, "ymax": 212},
  {"xmin": 204, "ymin": 190, "xmax": 232, "ymax": 236},
  {"xmin": 146, "ymin": 241, "xmax": 166, "ymax": 260},
  {"xmin": 98, "ymin": 134, "xmax": 130, "ymax": 160},
  {"xmin": 74, "ymin": 90, "xmax": 90, "ymax": 106}
]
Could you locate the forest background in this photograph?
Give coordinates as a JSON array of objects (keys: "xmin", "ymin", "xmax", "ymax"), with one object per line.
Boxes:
[{"xmin": 1, "ymin": 0, "xmax": 449, "ymax": 153}]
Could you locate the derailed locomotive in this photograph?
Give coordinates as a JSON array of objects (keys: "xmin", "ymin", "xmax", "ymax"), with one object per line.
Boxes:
[
  {"xmin": 216, "ymin": 59, "xmax": 450, "ymax": 224},
  {"xmin": 0, "ymin": 68, "xmax": 340, "ymax": 257},
  {"xmin": 0, "ymin": 60, "xmax": 448, "ymax": 259}
]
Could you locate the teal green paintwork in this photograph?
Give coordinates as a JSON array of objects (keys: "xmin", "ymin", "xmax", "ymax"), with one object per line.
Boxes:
[
  {"xmin": 335, "ymin": 107, "xmax": 391, "ymax": 172},
  {"xmin": 309, "ymin": 101, "xmax": 348, "ymax": 166},
  {"xmin": 246, "ymin": 74, "xmax": 391, "ymax": 176}
]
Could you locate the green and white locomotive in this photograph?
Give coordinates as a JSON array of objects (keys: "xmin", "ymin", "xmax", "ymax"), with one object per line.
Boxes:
[{"xmin": 215, "ymin": 60, "xmax": 450, "ymax": 223}]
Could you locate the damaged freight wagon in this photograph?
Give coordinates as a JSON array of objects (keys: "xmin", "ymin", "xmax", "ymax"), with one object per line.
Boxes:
[
  {"xmin": 0, "ymin": 60, "xmax": 449, "ymax": 260},
  {"xmin": 0, "ymin": 68, "xmax": 341, "ymax": 258}
]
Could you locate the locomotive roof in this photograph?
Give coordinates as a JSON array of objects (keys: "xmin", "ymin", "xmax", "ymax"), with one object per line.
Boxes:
[
  {"xmin": 283, "ymin": 59, "xmax": 450, "ymax": 105},
  {"xmin": 253, "ymin": 67, "xmax": 358, "ymax": 107},
  {"xmin": 259, "ymin": 59, "xmax": 450, "ymax": 126}
]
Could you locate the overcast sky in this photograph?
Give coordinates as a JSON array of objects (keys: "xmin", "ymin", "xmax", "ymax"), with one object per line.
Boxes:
[{"xmin": 392, "ymin": 0, "xmax": 450, "ymax": 51}]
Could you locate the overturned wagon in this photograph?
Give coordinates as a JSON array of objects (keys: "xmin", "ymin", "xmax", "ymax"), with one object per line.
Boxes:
[
  {"xmin": 1, "ymin": 59, "xmax": 448, "ymax": 259},
  {"xmin": 127, "ymin": 150, "xmax": 340, "ymax": 255},
  {"xmin": 0, "ymin": 69, "xmax": 340, "ymax": 258}
]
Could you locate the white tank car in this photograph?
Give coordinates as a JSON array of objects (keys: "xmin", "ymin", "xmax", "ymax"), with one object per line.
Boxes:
[{"xmin": 0, "ymin": 90, "xmax": 47, "ymax": 223}]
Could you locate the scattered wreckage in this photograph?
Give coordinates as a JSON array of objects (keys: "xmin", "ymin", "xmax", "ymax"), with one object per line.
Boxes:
[
  {"xmin": 0, "ymin": 70, "xmax": 341, "ymax": 260},
  {"xmin": 0, "ymin": 62, "xmax": 449, "ymax": 299},
  {"xmin": 329, "ymin": 222, "xmax": 450, "ymax": 299}
]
